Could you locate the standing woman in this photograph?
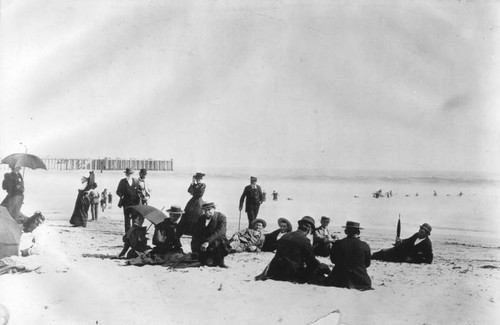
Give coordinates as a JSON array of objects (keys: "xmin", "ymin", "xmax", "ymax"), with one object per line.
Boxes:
[
  {"xmin": 181, "ymin": 172, "xmax": 206, "ymax": 235},
  {"xmin": 69, "ymin": 171, "xmax": 95, "ymax": 227},
  {"xmin": 1, "ymin": 164, "xmax": 27, "ymax": 223}
]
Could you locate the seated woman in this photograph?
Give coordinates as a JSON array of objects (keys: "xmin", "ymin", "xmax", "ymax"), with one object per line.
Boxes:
[
  {"xmin": 229, "ymin": 218, "xmax": 266, "ymax": 253},
  {"xmin": 261, "ymin": 217, "xmax": 292, "ymax": 252},
  {"xmin": 118, "ymin": 215, "xmax": 151, "ymax": 259}
]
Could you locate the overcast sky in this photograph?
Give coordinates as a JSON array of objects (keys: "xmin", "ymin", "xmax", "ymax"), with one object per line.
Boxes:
[{"xmin": 1, "ymin": 0, "xmax": 499, "ymax": 174}]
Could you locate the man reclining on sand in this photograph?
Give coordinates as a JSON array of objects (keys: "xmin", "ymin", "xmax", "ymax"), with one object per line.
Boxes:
[
  {"xmin": 372, "ymin": 223, "xmax": 433, "ymax": 264},
  {"xmin": 229, "ymin": 218, "xmax": 266, "ymax": 253}
]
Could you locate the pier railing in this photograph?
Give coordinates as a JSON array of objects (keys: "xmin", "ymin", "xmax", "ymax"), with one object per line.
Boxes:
[{"xmin": 40, "ymin": 157, "xmax": 173, "ymax": 171}]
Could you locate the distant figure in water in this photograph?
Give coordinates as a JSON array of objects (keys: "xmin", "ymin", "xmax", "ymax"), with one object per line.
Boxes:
[
  {"xmin": 433, "ymin": 190, "xmax": 437, "ymax": 196},
  {"xmin": 272, "ymin": 190, "xmax": 278, "ymax": 201},
  {"xmin": 415, "ymin": 193, "xmax": 418, "ymax": 197},
  {"xmin": 372, "ymin": 223, "xmax": 433, "ymax": 264},
  {"xmin": 390, "ymin": 190, "xmax": 393, "ymax": 197},
  {"xmin": 458, "ymin": 192, "xmax": 463, "ymax": 197}
]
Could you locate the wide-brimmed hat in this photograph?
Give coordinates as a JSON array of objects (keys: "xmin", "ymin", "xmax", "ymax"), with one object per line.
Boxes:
[
  {"xmin": 342, "ymin": 221, "xmax": 363, "ymax": 229},
  {"xmin": 251, "ymin": 218, "xmax": 267, "ymax": 229},
  {"xmin": 277, "ymin": 217, "xmax": 292, "ymax": 232},
  {"xmin": 420, "ymin": 223, "xmax": 432, "ymax": 234},
  {"xmin": 193, "ymin": 172, "xmax": 205, "ymax": 179},
  {"xmin": 124, "ymin": 167, "xmax": 134, "ymax": 175},
  {"xmin": 166, "ymin": 205, "xmax": 184, "ymax": 214},
  {"xmin": 201, "ymin": 202, "xmax": 215, "ymax": 210},
  {"xmin": 298, "ymin": 216, "xmax": 315, "ymax": 229}
]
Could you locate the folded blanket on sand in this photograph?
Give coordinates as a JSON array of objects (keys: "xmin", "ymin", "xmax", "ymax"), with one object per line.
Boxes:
[{"xmin": 82, "ymin": 252, "xmax": 201, "ymax": 268}]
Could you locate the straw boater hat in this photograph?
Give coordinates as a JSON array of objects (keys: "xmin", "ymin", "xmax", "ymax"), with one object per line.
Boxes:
[
  {"xmin": 166, "ymin": 205, "xmax": 184, "ymax": 214},
  {"xmin": 201, "ymin": 202, "xmax": 215, "ymax": 210},
  {"xmin": 342, "ymin": 221, "xmax": 363, "ymax": 229},
  {"xmin": 298, "ymin": 216, "xmax": 315, "ymax": 229},
  {"xmin": 277, "ymin": 217, "xmax": 292, "ymax": 232},
  {"xmin": 420, "ymin": 223, "xmax": 432, "ymax": 235},
  {"xmin": 251, "ymin": 218, "xmax": 267, "ymax": 229},
  {"xmin": 124, "ymin": 167, "xmax": 134, "ymax": 175}
]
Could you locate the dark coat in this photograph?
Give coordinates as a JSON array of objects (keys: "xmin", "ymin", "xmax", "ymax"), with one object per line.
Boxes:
[
  {"xmin": 262, "ymin": 229, "xmax": 284, "ymax": 252},
  {"xmin": 116, "ymin": 178, "xmax": 140, "ymax": 208},
  {"xmin": 191, "ymin": 211, "xmax": 227, "ymax": 253},
  {"xmin": 372, "ymin": 233, "xmax": 433, "ymax": 264},
  {"xmin": 239, "ymin": 184, "xmax": 264, "ymax": 212},
  {"xmin": 327, "ymin": 236, "xmax": 372, "ymax": 290},
  {"xmin": 2, "ymin": 172, "xmax": 24, "ymax": 195},
  {"xmin": 119, "ymin": 224, "xmax": 150, "ymax": 259},
  {"xmin": 152, "ymin": 218, "xmax": 183, "ymax": 254},
  {"xmin": 266, "ymin": 230, "xmax": 320, "ymax": 283}
]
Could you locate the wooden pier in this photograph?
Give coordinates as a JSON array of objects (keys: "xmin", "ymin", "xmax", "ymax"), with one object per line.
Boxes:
[{"xmin": 41, "ymin": 157, "xmax": 173, "ymax": 171}]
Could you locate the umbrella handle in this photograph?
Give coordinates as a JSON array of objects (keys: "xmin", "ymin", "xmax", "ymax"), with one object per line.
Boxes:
[{"xmin": 238, "ymin": 210, "xmax": 241, "ymax": 232}]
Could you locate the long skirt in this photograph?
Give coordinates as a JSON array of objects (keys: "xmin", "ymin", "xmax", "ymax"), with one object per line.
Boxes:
[
  {"xmin": 180, "ymin": 197, "xmax": 203, "ymax": 236},
  {"xmin": 69, "ymin": 190, "xmax": 90, "ymax": 227},
  {"xmin": 1, "ymin": 194, "xmax": 26, "ymax": 222}
]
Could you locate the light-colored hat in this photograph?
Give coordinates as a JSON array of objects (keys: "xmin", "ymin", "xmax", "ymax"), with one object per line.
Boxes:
[{"xmin": 342, "ymin": 221, "xmax": 363, "ymax": 229}]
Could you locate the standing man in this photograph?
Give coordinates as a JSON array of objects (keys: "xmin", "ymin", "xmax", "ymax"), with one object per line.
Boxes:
[
  {"xmin": 326, "ymin": 221, "xmax": 372, "ymax": 290},
  {"xmin": 116, "ymin": 168, "xmax": 140, "ymax": 233},
  {"xmin": 313, "ymin": 216, "xmax": 338, "ymax": 257},
  {"xmin": 1, "ymin": 164, "xmax": 27, "ymax": 223},
  {"xmin": 137, "ymin": 168, "xmax": 151, "ymax": 205},
  {"xmin": 191, "ymin": 202, "xmax": 228, "ymax": 268},
  {"xmin": 239, "ymin": 176, "xmax": 264, "ymax": 227}
]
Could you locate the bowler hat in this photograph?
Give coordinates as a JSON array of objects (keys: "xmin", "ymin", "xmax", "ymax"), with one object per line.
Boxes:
[
  {"xmin": 193, "ymin": 172, "xmax": 205, "ymax": 179},
  {"xmin": 166, "ymin": 205, "xmax": 184, "ymax": 214},
  {"xmin": 277, "ymin": 217, "xmax": 292, "ymax": 232},
  {"xmin": 342, "ymin": 221, "xmax": 363, "ymax": 229},
  {"xmin": 251, "ymin": 218, "xmax": 267, "ymax": 229},
  {"xmin": 298, "ymin": 216, "xmax": 315, "ymax": 229},
  {"xmin": 321, "ymin": 216, "xmax": 330, "ymax": 221},
  {"xmin": 201, "ymin": 202, "xmax": 215, "ymax": 210},
  {"xmin": 420, "ymin": 223, "xmax": 432, "ymax": 234},
  {"xmin": 139, "ymin": 168, "xmax": 147, "ymax": 174},
  {"xmin": 250, "ymin": 176, "xmax": 257, "ymax": 181},
  {"xmin": 124, "ymin": 167, "xmax": 134, "ymax": 174}
]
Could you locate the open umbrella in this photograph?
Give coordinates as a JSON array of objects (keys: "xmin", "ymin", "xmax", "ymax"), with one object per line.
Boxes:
[
  {"xmin": 1, "ymin": 153, "xmax": 47, "ymax": 170},
  {"xmin": 127, "ymin": 205, "xmax": 168, "ymax": 225},
  {"xmin": 0, "ymin": 206, "xmax": 22, "ymax": 259}
]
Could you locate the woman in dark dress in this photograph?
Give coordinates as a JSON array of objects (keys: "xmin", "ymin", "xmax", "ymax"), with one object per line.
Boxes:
[
  {"xmin": 69, "ymin": 171, "xmax": 95, "ymax": 227},
  {"xmin": 180, "ymin": 172, "xmax": 206, "ymax": 235}
]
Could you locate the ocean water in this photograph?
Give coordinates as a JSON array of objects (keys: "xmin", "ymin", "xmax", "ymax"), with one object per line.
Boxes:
[{"xmin": 14, "ymin": 167, "xmax": 500, "ymax": 244}]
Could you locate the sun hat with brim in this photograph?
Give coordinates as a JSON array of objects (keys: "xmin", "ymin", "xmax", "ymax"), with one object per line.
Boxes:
[
  {"xmin": 166, "ymin": 205, "xmax": 184, "ymax": 214},
  {"xmin": 201, "ymin": 202, "xmax": 215, "ymax": 210},
  {"xmin": 420, "ymin": 223, "xmax": 432, "ymax": 234},
  {"xmin": 124, "ymin": 167, "xmax": 134, "ymax": 174},
  {"xmin": 277, "ymin": 217, "xmax": 292, "ymax": 232},
  {"xmin": 251, "ymin": 218, "xmax": 267, "ymax": 229},
  {"xmin": 298, "ymin": 216, "xmax": 315, "ymax": 229},
  {"xmin": 342, "ymin": 221, "xmax": 363, "ymax": 229}
]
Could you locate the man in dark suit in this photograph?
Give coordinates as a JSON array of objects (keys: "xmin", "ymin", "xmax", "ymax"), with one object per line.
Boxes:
[
  {"xmin": 372, "ymin": 223, "xmax": 433, "ymax": 264},
  {"xmin": 262, "ymin": 217, "xmax": 292, "ymax": 252},
  {"xmin": 191, "ymin": 202, "xmax": 229, "ymax": 268},
  {"xmin": 258, "ymin": 216, "xmax": 330, "ymax": 284},
  {"xmin": 239, "ymin": 176, "xmax": 264, "ymax": 227},
  {"xmin": 326, "ymin": 221, "xmax": 372, "ymax": 290},
  {"xmin": 116, "ymin": 168, "xmax": 140, "ymax": 233},
  {"xmin": 151, "ymin": 205, "xmax": 184, "ymax": 255}
]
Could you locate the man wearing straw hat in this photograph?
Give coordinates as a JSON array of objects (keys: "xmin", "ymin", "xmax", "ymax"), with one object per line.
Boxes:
[
  {"xmin": 326, "ymin": 221, "xmax": 372, "ymax": 290},
  {"xmin": 372, "ymin": 223, "xmax": 433, "ymax": 264}
]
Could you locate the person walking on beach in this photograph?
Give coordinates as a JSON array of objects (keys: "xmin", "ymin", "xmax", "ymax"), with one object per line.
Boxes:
[
  {"xmin": 88, "ymin": 183, "xmax": 100, "ymax": 221},
  {"xmin": 69, "ymin": 171, "xmax": 95, "ymax": 227},
  {"xmin": 116, "ymin": 168, "xmax": 140, "ymax": 233},
  {"xmin": 181, "ymin": 172, "xmax": 206, "ymax": 235},
  {"xmin": 313, "ymin": 216, "xmax": 338, "ymax": 257},
  {"xmin": 191, "ymin": 202, "xmax": 229, "ymax": 268},
  {"xmin": 261, "ymin": 217, "xmax": 292, "ymax": 252},
  {"xmin": 256, "ymin": 216, "xmax": 330, "ymax": 284},
  {"xmin": 239, "ymin": 176, "xmax": 264, "ymax": 227},
  {"xmin": 372, "ymin": 223, "xmax": 433, "ymax": 264},
  {"xmin": 325, "ymin": 221, "xmax": 372, "ymax": 290},
  {"xmin": 1, "ymin": 164, "xmax": 27, "ymax": 223},
  {"xmin": 137, "ymin": 169, "xmax": 151, "ymax": 205}
]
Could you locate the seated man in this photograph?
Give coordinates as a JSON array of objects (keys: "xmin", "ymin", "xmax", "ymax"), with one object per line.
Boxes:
[
  {"xmin": 191, "ymin": 202, "xmax": 229, "ymax": 268},
  {"xmin": 256, "ymin": 216, "xmax": 330, "ymax": 285},
  {"xmin": 229, "ymin": 218, "xmax": 266, "ymax": 253},
  {"xmin": 261, "ymin": 217, "xmax": 292, "ymax": 252},
  {"xmin": 118, "ymin": 214, "xmax": 151, "ymax": 259},
  {"xmin": 372, "ymin": 223, "xmax": 433, "ymax": 264},
  {"xmin": 313, "ymin": 216, "xmax": 338, "ymax": 257},
  {"xmin": 325, "ymin": 221, "xmax": 372, "ymax": 290},
  {"xmin": 151, "ymin": 205, "xmax": 184, "ymax": 255}
]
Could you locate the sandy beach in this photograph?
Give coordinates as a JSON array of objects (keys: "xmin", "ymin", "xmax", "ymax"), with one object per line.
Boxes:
[{"xmin": 0, "ymin": 169, "xmax": 499, "ymax": 325}]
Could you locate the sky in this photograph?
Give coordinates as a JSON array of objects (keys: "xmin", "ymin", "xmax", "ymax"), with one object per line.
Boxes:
[{"xmin": 1, "ymin": 0, "xmax": 499, "ymax": 174}]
